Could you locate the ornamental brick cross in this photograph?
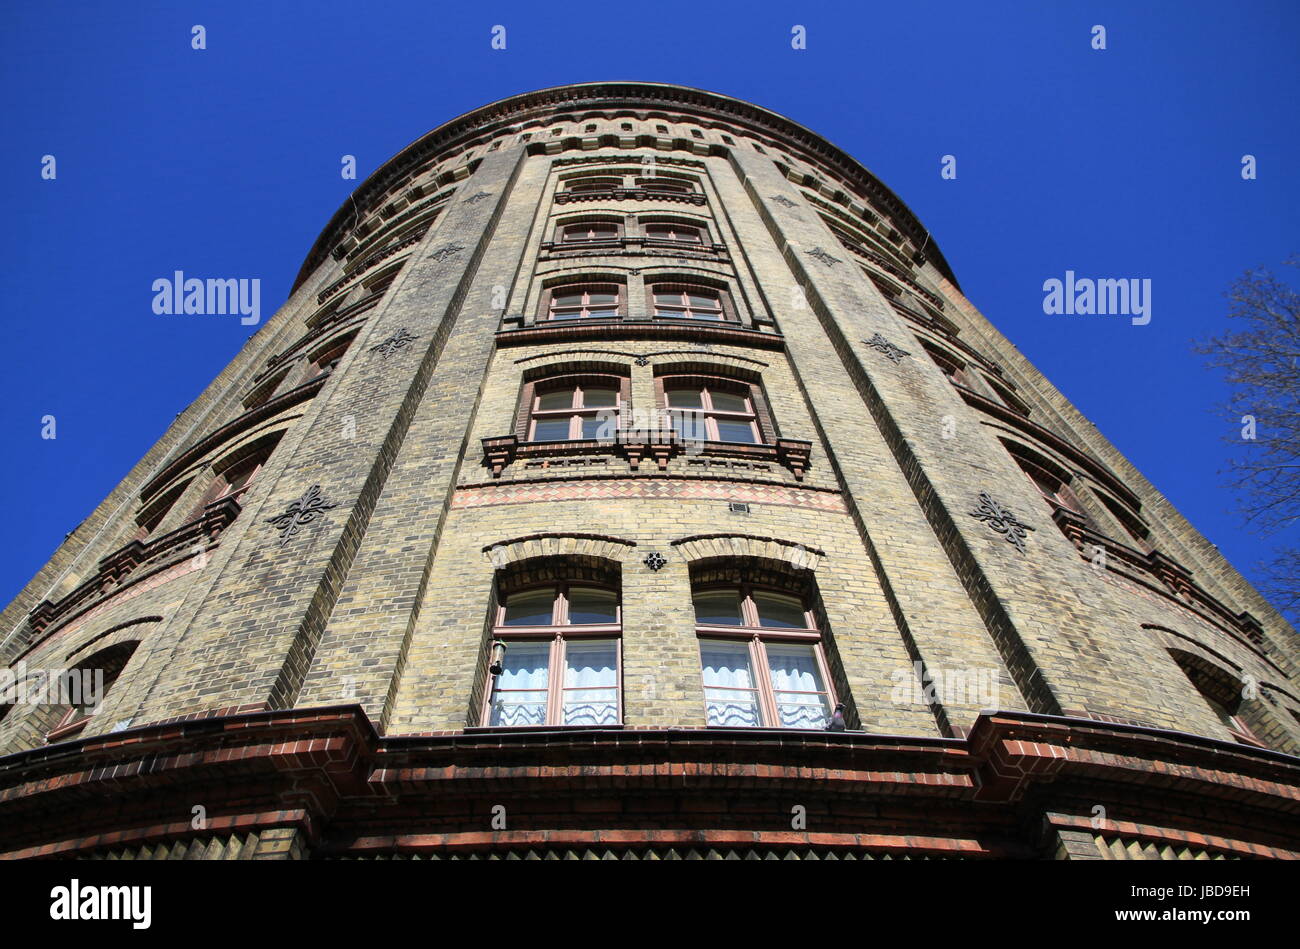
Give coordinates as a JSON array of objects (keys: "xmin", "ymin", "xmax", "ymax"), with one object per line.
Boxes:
[
  {"xmin": 864, "ymin": 332, "xmax": 911, "ymax": 363},
  {"xmin": 968, "ymin": 492, "xmax": 1035, "ymax": 554},
  {"xmin": 265, "ymin": 485, "xmax": 338, "ymax": 547},
  {"xmin": 369, "ymin": 328, "xmax": 419, "ymax": 358}
]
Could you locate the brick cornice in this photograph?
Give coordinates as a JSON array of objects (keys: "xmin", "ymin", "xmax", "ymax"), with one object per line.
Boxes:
[
  {"xmin": 294, "ymin": 83, "xmax": 959, "ymax": 292},
  {"xmin": 0, "ymin": 707, "xmax": 1296, "ymax": 859}
]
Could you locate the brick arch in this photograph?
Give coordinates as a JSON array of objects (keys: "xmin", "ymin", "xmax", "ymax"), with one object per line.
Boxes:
[
  {"xmin": 1142, "ymin": 624, "xmax": 1244, "ymax": 676},
  {"xmin": 65, "ymin": 616, "xmax": 162, "ymax": 663},
  {"xmin": 521, "ymin": 358, "xmax": 631, "ymax": 381},
  {"xmin": 669, "ymin": 533, "xmax": 825, "ymax": 572},
  {"xmin": 482, "ymin": 533, "xmax": 637, "ymax": 569},
  {"xmin": 652, "ymin": 358, "xmax": 764, "ymax": 382}
]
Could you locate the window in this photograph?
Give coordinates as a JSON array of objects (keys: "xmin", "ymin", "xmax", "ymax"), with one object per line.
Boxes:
[
  {"xmin": 1008, "ymin": 448, "xmax": 1084, "ymax": 515},
  {"xmin": 664, "ymin": 380, "xmax": 760, "ymax": 444},
  {"xmin": 638, "ymin": 177, "xmax": 693, "ymax": 195},
  {"xmin": 46, "ymin": 643, "xmax": 137, "ymax": 742},
  {"xmin": 923, "ymin": 345, "xmax": 970, "ymax": 386},
  {"xmin": 546, "ymin": 284, "xmax": 621, "ymax": 321},
  {"xmin": 560, "ymin": 221, "xmax": 619, "ymax": 243},
  {"xmin": 485, "ymin": 582, "xmax": 621, "ymax": 727},
  {"xmin": 987, "ymin": 378, "xmax": 1030, "ymax": 415},
  {"xmin": 694, "ymin": 585, "xmax": 833, "ymax": 729},
  {"xmin": 644, "ymin": 222, "xmax": 703, "ymax": 244},
  {"xmin": 527, "ymin": 377, "xmax": 621, "ymax": 441},
  {"xmin": 656, "ymin": 124, "xmax": 668, "ymax": 134},
  {"xmin": 564, "ymin": 176, "xmax": 620, "ymax": 194},
  {"xmin": 652, "ymin": 286, "xmax": 726, "ymax": 321},
  {"xmin": 308, "ymin": 334, "xmax": 355, "ymax": 380},
  {"xmin": 213, "ymin": 454, "xmax": 266, "ymax": 504}
]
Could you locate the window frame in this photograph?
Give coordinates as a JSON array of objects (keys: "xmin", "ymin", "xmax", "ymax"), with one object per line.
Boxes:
[
  {"xmin": 542, "ymin": 283, "xmax": 624, "ymax": 322},
  {"xmin": 693, "ymin": 582, "xmax": 835, "ymax": 730},
  {"xmin": 515, "ymin": 373, "xmax": 630, "ymax": 443},
  {"xmin": 648, "ymin": 283, "xmax": 732, "ymax": 322},
  {"xmin": 636, "ymin": 176, "xmax": 695, "ymax": 195},
  {"xmin": 557, "ymin": 219, "xmax": 623, "ymax": 244},
  {"xmin": 483, "ymin": 580, "xmax": 624, "ymax": 728},
  {"xmin": 659, "ymin": 375, "xmax": 766, "ymax": 445},
  {"xmin": 642, "ymin": 221, "xmax": 706, "ymax": 245},
  {"xmin": 526, "ymin": 376, "xmax": 623, "ymax": 442}
]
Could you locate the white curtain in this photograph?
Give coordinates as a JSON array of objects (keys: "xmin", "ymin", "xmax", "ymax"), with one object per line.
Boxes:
[
  {"xmin": 765, "ymin": 644, "xmax": 829, "ymax": 729},
  {"xmin": 489, "ymin": 642, "xmax": 550, "ymax": 726},
  {"xmin": 562, "ymin": 640, "xmax": 618, "ymax": 725},
  {"xmin": 700, "ymin": 640, "xmax": 761, "ymax": 727}
]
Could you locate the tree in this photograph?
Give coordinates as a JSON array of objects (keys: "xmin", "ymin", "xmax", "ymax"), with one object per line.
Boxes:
[{"xmin": 1196, "ymin": 255, "xmax": 1300, "ymax": 622}]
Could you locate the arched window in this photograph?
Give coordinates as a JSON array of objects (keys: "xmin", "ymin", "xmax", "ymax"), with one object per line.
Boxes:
[
  {"xmin": 564, "ymin": 176, "xmax": 620, "ymax": 195},
  {"xmin": 544, "ymin": 284, "xmax": 622, "ymax": 321},
  {"xmin": 1169, "ymin": 651, "xmax": 1265, "ymax": 748},
  {"xmin": 922, "ymin": 343, "xmax": 970, "ymax": 387},
  {"xmin": 307, "ymin": 333, "xmax": 356, "ymax": 380},
  {"xmin": 643, "ymin": 222, "xmax": 704, "ymax": 245},
  {"xmin": 638, "ymin": 177, "xmax": 693, "ymax": 194},
  {"xmin": 651, "ymin": 285, "xmax": 727, "ymax": 321},
  {"xmin": 46, "ymin": 642, "xmax": 138, "ymax": 742},
  {"xmin": 1006, "ymin": 444, "xmax": 1086, "ymax": 516},
  {"xmin": 484, "ymin": 578, "xmax": 622, "ymax": 727},
  {"xmin": 661, "ymin": 376, "xmax": 765, "ymax": 444},
  {"xmin": 526, "ymin": 376, "xmax": 622, "ymax": 442},
  {"xmin": 693, "ymin": 583, "xmax": 834, "ymax": 729},
  {"xmin": 559, "ymin": 221, "xmax": 620, "ymax": 243}
]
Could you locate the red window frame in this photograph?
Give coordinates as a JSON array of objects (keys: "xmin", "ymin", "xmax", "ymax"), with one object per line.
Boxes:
[
  {"xmin": 559, "ymin": 221, "xmax": 621, "ymax": 243},
  {"xmin": 651, "ymin": 285, "xmax": 727, "ymax": 321},
  {"xmin": 693, "ymin": 583, "xmax": 835, "ymax": 730},
  {"xmin": 564, "ymin": 176, "xmax": 622, "ymax": 194},
  {"xmin": 45, "ymin": 645, "xmax": 136, "ymax": 742},
  {"xmin": 545, "ymin": 284, "xmax": 622, "ymax": 321},
  {"xmin": 662, "ymin": 379, "xmax": 762, "ymax": 444},
  {"xmin": 643, "ymin": 222, "xmax": 704, "ymax": 244},
  {"xmin": 527, "ymin": 377, "xmax": 622, "ymax": 442},
  {"xmin": 483, "ymin": 581, "xmax": 623, "ymax": 728}
]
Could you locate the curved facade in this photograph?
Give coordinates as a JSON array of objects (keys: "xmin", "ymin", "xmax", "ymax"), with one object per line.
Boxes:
[{"xmin": 1, "ymin": 82, "xmax": 1298, "ymax": 860}]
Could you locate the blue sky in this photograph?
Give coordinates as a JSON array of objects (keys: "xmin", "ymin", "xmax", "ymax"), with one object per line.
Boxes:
[{"xmin": 1, "ymin": 1, "xmax": 1297, "ymax": 613}]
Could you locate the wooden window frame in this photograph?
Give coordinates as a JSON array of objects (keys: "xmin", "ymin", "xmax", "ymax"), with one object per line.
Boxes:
[
  {"xmin": 556, "ymin": 220, "xmax": 623, "ymax": 244},
  {"xmin": 694, "ymin": 583, "xmax": 835, "ymax": 730},
  {"xmin": 524, "ymin": 375, "xmax": 624, "ymax": 442},
  {"xmin": 642, "ymin": 221, "xmax": 706, "ymax": 245},
  {"xmin": 656, "ymin": 374, "xmax": 773, "ymax": 445},
  {"xmin": 542, "ymin": 283, "xmax": 624, "ymax": 322},
  {"xmin": 46, "ymin": 645, "xmax": 135, "ymax": 743},
  {"xmin": 515, "ymin": 373, "xmax": 630, "ymax": 443},
  {"xmin": 648, "ymin": 283, "xmax": 732, "ymax": 322},
  {"xmin": 482, "ymin": 581, "xmax": 623, "ymax": 728},
  {"xmin": 564, "ymin": 175, "xmax": 622, "ymax": 194}
]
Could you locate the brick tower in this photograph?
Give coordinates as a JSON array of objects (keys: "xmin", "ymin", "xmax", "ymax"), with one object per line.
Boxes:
[{"xmin": 2, "ymin": 82, "xmax": 1297, "ymax": 861}]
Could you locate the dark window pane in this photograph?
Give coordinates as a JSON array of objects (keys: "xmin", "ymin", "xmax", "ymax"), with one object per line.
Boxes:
[
  {"xmin": 502, "ymin": 589, "xmax": 556, "ymax": 626},
  {"xmin": 693, "ymin": 590, "xmax": 744, "ymax": 626}
]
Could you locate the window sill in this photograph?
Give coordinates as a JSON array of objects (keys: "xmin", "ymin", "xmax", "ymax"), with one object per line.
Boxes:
[
  {"xmin": 482, "ymin": 434, "xmax": 813, "ymax": 479},
  {"xmin": 465, "ymin": 724, "xmax": 625, "ymax": 734},
  {"xmin": 495, "ymin": 319, "xmax": 785, "ymax": 349}
]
